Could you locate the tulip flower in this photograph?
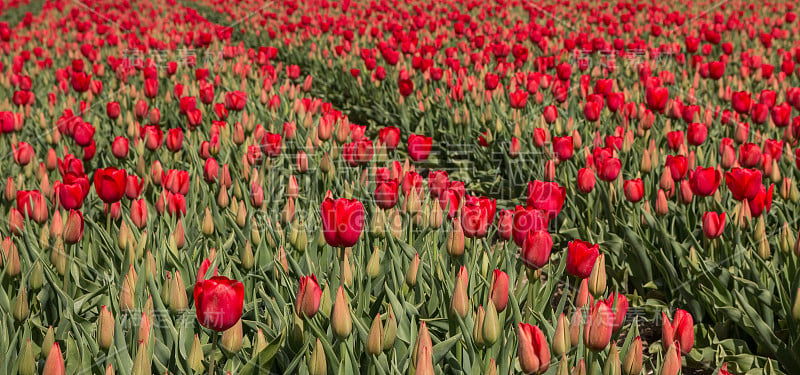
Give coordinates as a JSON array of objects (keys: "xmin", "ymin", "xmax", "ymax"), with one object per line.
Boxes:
[
  {"xmin": 489, "ymin": 269, "xmax": 509, "ymax": 313},
  {"xmin": 584, "ymin": 300, "xmax": 614, "ymax": 351},
  {"xmin": 623, "ymin": 179, "xmax": 644, "ymax": 203},
  {"xmin": 379, "ymin": 126, "xmax": 400, "ymax": 150},
  {"xmin": 577, "ymin": 168, "xmax": 596, "ymax": 193},
  {"xmin": 662, "ymin": 309, "xmax": 694, "ymax": 354},
  {"xmin": 512, "ymin": 206, "xmax": 549, "ymax": 247},
  {"xmin": 702, "ymin": 212, "xmax": 725, "ymax": 239},
  {"xmin": 63, "ymin": 209, "xmax": 84, "ymax": 244},
  {"xmin": 566, "ymin": 240, "xmax": 600, "ymax": 279},
  {"xmin": 42, "ymin": 342, "xmax": 65, "ymax": 375},
  {"xmin": 374, "ymin": 178, "xmax": 399, "ymax": 209},
  {"xmin": 725, "ymin": 168, "xmax": 762, "ymax": 201},
  {"xmin": 461, "ymin": 196, "xmax": 496, "ymax": 239},
  {"xmin": 408, "ymin": 134, "xmax": 433, "ymax": 161},
  {"xmin": 526, "ymin": 180, "xmax": 566, "ymax": 220},
  {"xmin": 520, "ymin": 230, "xmax": 553, "ymax": 270},
  {"xmin": 193, "ymin": 275, "xmax": 244, "ymax": 331},
  {"xmin": 94, "ymin": 167, "xmax": 127, "ymax": 203},
  {"xmin": 552, "ymin": 136, "xmax": 574, "ymax": 160},
  {"xmin": 517, "ymin": 323, "xmax": 550, "ymax": 374},
  {"xmin": 689, "ymin": 167, "xmax": 721, "ymax": 196},
  {"xmin": 321, "ymin": 197, "xmax": 365, "ymax": 248},
  {"xmin": 296, "ymin": 274, "xmax": 322, "ymax": 318}
]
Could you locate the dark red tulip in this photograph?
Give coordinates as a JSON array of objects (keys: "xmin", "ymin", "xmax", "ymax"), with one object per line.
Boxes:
[
  {"xmin": 408, "ymin": 134, "xmax": 433, "ymax": 162},
  {"xmin": 687, "ymin": 123, "xmax": 707, "ymax": 146},
  {"xmin": 732, "ymin": 91, "xmax": 752, "ymax": 114},
  {"xmin": 321, "ymin": 197, "xmax": 365, "ymax": 247},
  {"xmin": 689, "ymin": 167, "xmax": 721, "ymax": 197},
  {"xmin": 597, "ymin": 157, "xmax": 621, "ymax": 182},
  {"xmin": 748, "ymin": 184, "xmax": 773, "ymax": 217},
  {"xmin": 194, "ymin": 275, "xmax": 244, "ymax": 331},
  {"xmin": 106, "ymin": 101, "xmax": 121, "ymax": 119},
  {"xmin": 94, "ymin": 167, "xmax": 127, "ymax": 203},
  {"xmin": 111, "ymin": 137, "xmax": 129, "ymax": 159},
  {"xmin": 165, "ymin": 128, "xmax": 184, "ymax": 152},
  {"xmin": 645, "ymin": 86, "xmax": 669, "ymax": 113},
  {"xmin": 702, "ymin": 212, "xmax": 725, "ymax": 239},
  {"xmin": 224, "ymin": 91, "xmax": 247, "ymax": 111},
  {"xmin": 583, "ymin": 100, "xmax": 602, "ymax": 122},
  {"xmin": 428, "ymin": 170, "xmax": 449, "ymax": 198},
  {"xmin": 461, "ymin": 196, "xmax": 495, "ymax": 239},
  {"xmin": 738, "ymin": 143, "xmax": 761, "ymax": 168},
  {"xmin": 566, "ymin": 239, "xmax": 599, "ymax": 279},
  {"xmin": 509, "ymin": 90, "xmax": 528, "ymax": 109}
]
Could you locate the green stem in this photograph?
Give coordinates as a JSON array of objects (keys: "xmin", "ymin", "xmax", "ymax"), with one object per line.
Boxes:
[{"xmin": 208, "ymin": 330, "xmax": 219, "ymax": 375}]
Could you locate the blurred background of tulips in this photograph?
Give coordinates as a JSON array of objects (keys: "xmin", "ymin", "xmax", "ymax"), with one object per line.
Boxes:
[{"xmin": 1, "ymin": 0, "xmax": 800, "ymax": 374}]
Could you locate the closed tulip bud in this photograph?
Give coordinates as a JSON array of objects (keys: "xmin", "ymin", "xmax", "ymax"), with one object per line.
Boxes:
[
  {"xmin": 282, "ymin": 197, "xmax": 296, "ymax": 225},
  {"xmin": 42, "ymin": 326, "xmax": 55, "ymax": 357},
  {"xmin": 413, "ymin": 322, "xmax": 433, "ymax": 366},
  {"xmin": 383, "ymin": 306, "xmax": 398, "ymax": 351},
  {"xmin": 654, "ymin": 189, "xmax": 669, "ymax": 216},
  {"xmin": 781, "ymin": 223, "xmax": 795, "ymax": 254},
  {"xmin": 188, "ymin": 334, "xmax": 205, "ymax": 372},
  {"xmin": 366, "ymin": 314, "xmax": 383, "ymax": 355},
  {"xmin": 489, "ymin": 270, "xmax": 509, "ymax": 313},
  {"xmin": 366, "ymin": 246, "xmax": 381, "ymax": 278},
  {"xmin": 174, "ymin": 218, "xmax": 185, "ymax": 249},
  {"xmin": 603, "ymin": 344, "xmax": 621, "ymax": 375},
  {"xmin": 4, "ymin": 239, "xmax": 20, "ymax": 277},
  {"xmin": 169, "ymin": 270, "xmax": 187, "ymax": 313},
  {"xmin": 42, "ymin": 342, "xmax": 65, "ymax": 375},
  {"xmin": 19, "ymin": 339, "xmax": 35, "ymax": 375},
  {"xmin": 201, "ymin": 207, "xmax": 214, "ymax": 236},
  {"xmin": 120, "ymin": 266, "xmax": 136, "ymax": 313},
  {"xmin": 447, "ymin": 217, "xmax": 466, "ymax": 257},
  {"xmin": 662, "ymin": 309, "xmax": 694, "ymax": 354},
  {"xmin": 553, "ymin": 313, "xmax": 571, "ymax": 357},
  {"xmin": 30, "ymin": 261, "xmax": 43, "ymax": 290},
  {"xmin": 588, "ymin": 254, "xmax": 607, "ymax": 298},
  {"xmin": 429, "ymin": 199, "xmax": 443, "ymax": 229},
  {"xmin": 584, "ymin": 300, "xmax": 614, "ymax": 351},
  {"xmin": 734, "ymin": 201, "xmax": 751, "ymax": 230},
  {"xmin": 13, "ymin": 285, "xmax": 28, "ymax": 321},
  {"xmin": 473, "ymin": 305, "xmax": 486, "ymax": 347},
  {"xmin": 97, "ymin": 305, "xmax": 115, "ymax": 350},
  {"xmin": 451, "ymin": 271, "xmax": 469, "ymax": 319},
  {"xmin": 296, "ymin": 275, "xmax": 322, "ymax": 318},
  {"xmin": 569, "ymin": 308, "xmax": 582, "ymax": 348},
  {"xmin": 555, "ymin": 355, "xmax": 570, "ymax": 375},
  {"xmin": 138, "ymin": 313, "xmax": 151, "ymax": 344},
  {"xmin": 331, "ymin": 286, "xmax": 353, "ymax": 338},
  {"xmin": 544, "ymin": 160, "xmax": 556, "ymax": 181},
  {"xmin": 309, "ymin": 338, "xmax": 327, "ymax": 375},
  {"xmin": 622, "ymin": 336, "xmax": 643, "ymax": 375},
  {"xmin": 406, "ymin": 253, "xmax": 420, "ymax": 287},
  {"xmin": 482, "ymin": 301, "xmax": 500, "ymax": 346},
  {"xmin": 517, "ymin": 323, "xmax": 551, "ymax": 374},
  {"xmin": 221, "ymin": 319, "xmax": 243, "ymax": 353},
  {"xmin": 659, "ymin": 342, "xmax": 682, "ymax": 375},
  {"xmin": 105, "ymin": 364, "xmax": 114, "ymax": 375},
  {"xmin": 241, "ymin": 241, "xmax": 254, "ymax": 270},
  {"xmin": 9, "ymin": 207, "xmax": 24, "ymax": 235},
  {"xmin": 640, "ymin": 149, "xmax": 652, "ymax": 174}
]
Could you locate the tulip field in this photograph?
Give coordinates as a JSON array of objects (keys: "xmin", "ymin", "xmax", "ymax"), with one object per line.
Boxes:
[{"xmin": 4, "ymin": 0, "xmax": 800, "ymax": 374}]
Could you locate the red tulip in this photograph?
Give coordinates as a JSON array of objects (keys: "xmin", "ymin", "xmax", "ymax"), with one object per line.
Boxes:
[
  {"xmin": 106, "ymin": 101, "xmax": 121, "ymax": 119},
  {"xmin": 689, "ymin": 167, "xmax": 721, "ymax": 196},
  {"xmin": 552, "ymin": 136, "xmax": 573, "ymax": 161},
  {"xmin": 484, "ymin": 73, "xmax": 500, "ymax": 91},
  {"xmin": 428, "ymin": 170, "xmax": 449, "ymax": 198},
  {"xmin": 461, "ymin": 196, "xmax": 496, "ymax": 239},
  {"xmin": 321, "ymin": 197, "xmax": 365, "ymax": 247},
  {"xmin": 605, "ymin": 292, "xmax": 629, "ymax": 333},
  {"xmin": 408, "ymin": 134, "xmax": 433, "ymax": 161},
  {"xmin": 224, "ymin": 91, "xmax": 247, "ymax": 111},
  {"xmin": 261, "ymin": 132, "xmax": 282, "ymax": 158},
  {"xmin": 42, "ymin": 342, "xmax": 66, "ymax": 375},
  {"xmin": 577, "ymin": 168, "xmax": 596, "ymax": 193},
  {"xmin": 164, "ymin": 169, "xmax": 190, "ymax": 195},
  {"xmin": 489, "ymin": 269, "xmax": 509, "ymax": 312},
  {"xmin": 509, "ymin": 90, "xmax": 528, "ymax": 109},
  {"xmin": 12, "ymin": 142, "xmax": 33, "ymax": 166},
  {"xmin": 94, "ymin": 167, "xmax": 127, "ymax": 203},
  {"xmin": 584, "ymin": 300, "xmax": 614, "ymax": 351},
  {"xmin": 401, "ymin": 171, "xmax": 423, "ymax": 196},
  {"xmin": 666, "ymin": 131, "xmax": 684, "ymax": 151},
  {"xmin": 748, "ymin": 184, "xmax": 773, "ymax": 217},
  {"xmin": 566, "ymin": 240, "xmax": 599, "ymax": 279},
  {"xmin": 526, "ymin": 180, "xmax": 566, "ymax": 219},
  {"xmin": 517, "ymin": 323, "xmax": 550, "ymax": 374},
  {"xmin": 702, "ymin": 212, "xmax": 725, "ymax": 239},
  {"xmin": 597, "ymin": 157, "xmax": 621, "ymax": 182},
  {"xmin": 512, "ymin": 206, "xmax": 549, "ymax": 247},
  {"xmin": 687, "ymin": 123, "xmax": 707, "ymax": 146},
  {"xmin": 732, "ymin": 91, "xmax": 752, "ymax": 114},
  {"xmin": 543, "ymin": 105, "xmax": 558, "ymax": 124},
  {"xmin": 438, "ymin": 188, "xmax": 461, "ymax": 219},
  {"xmin": 662, "ymin": 309, "xmax": 694, "ymax": 354},
  {"xmin": 375, "ymin": 178, "xmax": 399, "ymax": 209},
  {"xmin": 496, "ymin": 209, "xmax": 513, "ymax": 241},
  {"xmin": 194, "ymin": 275, "xmax": 244, "ymax": 331},
  {"xmin": 17, "ymin": 190, "xmax": 47, "ymax": 223},
  {"xmin": 296, "ymin": 274, "xmax": 322, "ymax": 318},
  {"xmin": 738, "ymin": 143, "xmax": 762, "ymax": 168},
  {"xmin": 131, "ymin": 199, "xmax": 148, "ymax": 229},
  {"xmin": 623, "ymin": 179, "xmax": 644, "ymax": 203},
  {"xmin": 63, "ymin": 209, "xmax": 84, "ymax": 244},
  {"xmin": 520, "ymin": 230, "xmax": 552, "ymax": 270},
  {"xmin": 724, "ymin": 168, "xmax": 762, "ymax": 201},
  {"xmin": 583, "ymin": 100, "xmax": 602, "ymax": 122},
  {"xmin": 165, "ymin": 128, "xmax": 184, "ymax": 152},
  {"xmin": 379, "ymin": 126, "xmax": 401, "ymax": 150},
  {"xmin": 645, "ymin": 86, "xmax": 669, "ymax": 112},
  {"xmin": 57, "ymin": 182, "xmax": 84, "ymax": 209},
  {"xmin": 666, "ymin": 155, "xmax": 688, "ymax": 181},
  {"xmin": 111, "ymin": 137, "xmax": 129, "ymax": 159}
]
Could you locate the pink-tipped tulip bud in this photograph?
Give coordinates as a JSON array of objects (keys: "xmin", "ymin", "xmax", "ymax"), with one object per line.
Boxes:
[
  {"xmin": 662, "ymin": 309, "xmax": 694, "ymax": 354},
  {"xmin": 517, "ymin": 323, "xmax": 551, "ymax": 374},
  {"xmin": 584, "ymin": 300, "xmax": 614, "ymax": 351}
]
